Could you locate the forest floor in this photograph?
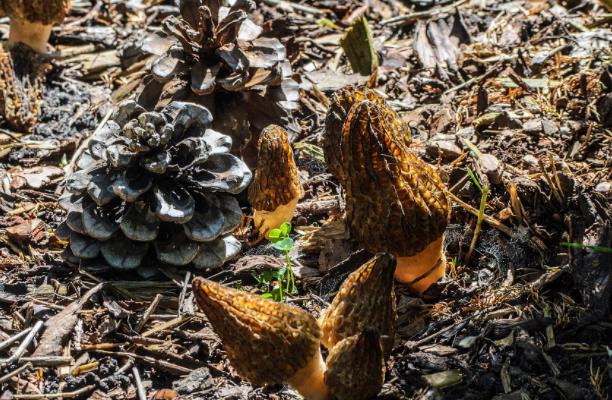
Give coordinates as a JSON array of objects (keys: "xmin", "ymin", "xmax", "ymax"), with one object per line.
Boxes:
[{"xmin": 0, "ymin": 0, "xmax": 610, "ymax": 399}]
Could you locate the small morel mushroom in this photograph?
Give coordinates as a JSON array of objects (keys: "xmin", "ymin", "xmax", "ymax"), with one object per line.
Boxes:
[
  {"xmin": 324, "ymin": 85, "xmax": 410, "ymax": 183},
  {"xmin": 1, "ymin": 0, "xmax": 71, "ymax": 53},
  {"xmin": 326, "ymin": 87, "xmax": 451, "ymax": 294},
  {"xmin": 319, "ymin": 253, "xmax": 396, "ymax": 358},
  {"xmin": 0, "ymin": 44, "xmax": 45, "ymax": 131},
  {"xmin": 192, "ymin": 277, "xmax": 330, "ymax": 400},
  {"xmin": 140, "ymin": 0, "xmax": 298, "ymax": 162},
  {"xmin": 248, "ymin": 125, "xmax": 303, "ymax": 237},
  {"xmin": 58, "ymin": 100, "xmax": 251, "ymax": 272},
  {"xmin": 324, "ymin": 328, "xmax": 385, "ymax": 400}
]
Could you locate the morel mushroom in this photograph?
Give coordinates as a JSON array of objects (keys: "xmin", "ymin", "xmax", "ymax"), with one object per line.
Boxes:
[
  {"xmin": 324, "ymin": 85, "xmax": 410, "ymax": 183},
  {"xmin": 192, "ymin": 277, "xmax": 330, "ymax": 400},
  {"xmin": 140, "ymin": 0, "xmax": 298, "ymax": 161},
  {"xmin": 58, "ymin": 100, "xmax": 251, "ymax": 272},
  {"xmin": 326, "ymin": 87, "xmax": 451, "ymax": 294},
  {"xmin": 319, "ymin": 253, "xmax": 396, "ymax": 358},
  {"xmin": 324, "ymin": 328, "xmax": 385, "ymax": 400},
  {"xmin": 248, "ymin": 125, "xmax": 303, "ymax": 237},
  {"xmin": 1, "ymin": 0, "xmax": 71, "ymax": 53},
  {"xmin": 0, "ymin": 44, "xmax": 45, "ymax": 131}
]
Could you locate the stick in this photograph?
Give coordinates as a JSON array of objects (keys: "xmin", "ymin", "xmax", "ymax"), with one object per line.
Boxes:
[{"xmin": 0, "ymin": 321, "xmax": 44, "ymax": 366}]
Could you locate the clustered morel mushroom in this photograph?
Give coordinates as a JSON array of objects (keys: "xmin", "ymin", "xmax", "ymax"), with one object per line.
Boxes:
[
  {"xmin": 139, "ymin": 0, "xmax": 298, "ymax": 161},
  {"xmin": 1, "ymin": 0, "xmax": 71, "ymax": 53},
  {"xmin": 192, "ymin": 253, "xmax": 397, "ymax": 400},
  {"xmin": 0, "ymin": 44, "xmax": 46, "ymax": 131},
  {"xmin": 0, "ymin": 0, "xmax": 70, "ymax": 131},
  {"xmin": 249, "ymin": 125, "xmax": 303, "ymax": 237},
  {"xmin": 192, "ymin": 277, "xmax": 330, "ymax": 400},
  {"xmin": 57, "ymin": 100, "xmax": 251, "ymax": 273},
  {"xmin": 324, "ymin": 85, "xmax": 451, "ymax": 294},
  {"xmin": 319, "ymin": 253, "xmax": 397, "ymax": 358}
]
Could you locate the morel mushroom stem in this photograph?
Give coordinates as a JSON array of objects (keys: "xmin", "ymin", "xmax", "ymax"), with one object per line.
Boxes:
[
  {"xmin": 9, "ymin": 19, "xmax": 53, "ymax": 53},
  {"xmin": 287, "ymin": 348, "xmax": 330, "ymax": 400},
  {"xmin": 395, "ymin": 235, "xmax": 446, "ymax": 294},
  {"xmin": 252, "ymin": 198, "xmax": 300, "ymax": 239},
  {"xmin": 3, "ymin": 0, "xmax": 72, "ymax": 54}
]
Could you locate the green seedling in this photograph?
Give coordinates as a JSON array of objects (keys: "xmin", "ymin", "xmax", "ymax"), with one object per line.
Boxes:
[
  {"xmin": 465, "ymin": 166, "xmax": 490, "ymax": 262},
  {"xmin": 253, "ymin": 222, "xmax": 296, "ymax": 301},
  {"xmin": 560, "ymin": 242, "xmax": 612, "ymax": 254}
]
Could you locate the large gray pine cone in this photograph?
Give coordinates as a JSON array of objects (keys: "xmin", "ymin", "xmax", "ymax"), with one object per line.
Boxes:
[{"xmin": 58, "ymin": 100, "xmax": 251, "ymax": 271}]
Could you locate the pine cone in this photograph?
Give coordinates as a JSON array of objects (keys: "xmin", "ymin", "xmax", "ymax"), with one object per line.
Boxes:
[
  {"xmin": 58, "ymin": 100, "xmax": 251, "ymax": 271},
  {"xmin": 140, "ymin": 0, "xmax": 298, "ymax": 160}
]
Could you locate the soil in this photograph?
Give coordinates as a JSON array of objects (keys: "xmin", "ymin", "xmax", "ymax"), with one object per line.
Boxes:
[{"xmin": 0, "ymin": 1, "xmax": 610, "ymax": 399}]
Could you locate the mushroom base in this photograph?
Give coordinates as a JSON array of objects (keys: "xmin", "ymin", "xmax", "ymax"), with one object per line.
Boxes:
[
  {"xmin": 395, "ymin": 235, "xmax": 446, "ymax": 294},
  {"xmin": 9, "ymin": 19, "xmax": 53, "ymax": 54},
  {"xmin": 253, "ymin": 197, "xmax": 300, "ymax": 238},
  {"xmin": 287, "ymin": 347, "xmax": 330, "ymax": 400}
]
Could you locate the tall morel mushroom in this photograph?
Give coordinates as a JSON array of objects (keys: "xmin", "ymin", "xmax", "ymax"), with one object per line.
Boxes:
[
  {"xmin": 58, "ymin": 100, "xmax": 251, "ymax": 272},
  {"xmin": 140, "ymin": 0, "xmax": 298, "ymax": 161},
  {"xmin": 249, "ymin": 124, "xmax": 303, "ymax": 237},
  {"xmin": 319, "ymin": 253, "xmax": 397, "ymax": 358},
  {"xmin": 192, "ymin": 277, "xmax": 330, "ymax": 400},
  {"xmin": 1, "ymin": 0, "xmax": 71, "ymax": 53},
  {"xmin": 324, "ymin": 86, "xmax": 451, "ymax": 294}
]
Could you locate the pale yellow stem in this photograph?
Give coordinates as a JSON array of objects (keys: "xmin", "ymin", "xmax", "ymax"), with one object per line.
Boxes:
[
  {"xmin": 9, "ymin": 19, "xmax": 53, "ymax": 53},
  {"xmin": 287, "ymin": 347, "xmax": 331, "ymax": 400},
  {"xmin": 395, "ymin": 235, "xmax": 446, "ymax": 294},
  {"xmin": 253, "ymin": 197, "xmax": 300, "ymax": 238}
]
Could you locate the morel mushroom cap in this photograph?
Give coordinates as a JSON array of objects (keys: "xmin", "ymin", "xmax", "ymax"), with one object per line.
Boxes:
[
  {"xmin": 333, "ymin": 89, "xmax": 451, "ymax": 294},
  {"xmin": 60, "ymin": 100, "xmax": 251, "ymax": 271},
  {"xmin": 192, "ymin": 277, "xmax": 330, "ymax": 400},
  {"xmin": 319, "ymin": 253, "xmax": 396, "ymax": 358},
  {"xmin": 2, "ymin": 0, "xmax": 71, "ymax": 53},
  {"xmin": 324, "ymin": 328, "xmax": 385, "ymax": 400},
  {"xmin": 324, "ymin": 85, "xmax": 410, "ymax": 183},
  {"xmin": 248, "ymin": 125, "xmax": 303, "ymax": 237}
]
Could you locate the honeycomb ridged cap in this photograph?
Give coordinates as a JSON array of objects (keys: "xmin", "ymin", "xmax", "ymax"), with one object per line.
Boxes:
[
  {"xmin": 248, "ymin": 124, "xmax": 303, "ymax": 212},
  {"xmin": 324, "ymin": 86, "xmax": 410, "ymax": 183},
  {"xmin": 319, "ymin": 253, "xmax": 397, "ymax": 358},
  {"xmin": 341, "ymin": 98, "xmax": 450, "ymax": 256},
  {"xmin": 192, "ymin": 277, "xmax": 321, "ymax": 386},
  {"xmin": 324, "ymin": 328, "xmax": 385, "ymax": 400}
]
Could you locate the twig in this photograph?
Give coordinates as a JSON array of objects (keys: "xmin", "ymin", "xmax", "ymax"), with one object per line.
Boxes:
[
  {"xmin": 0, "ymin": 327, "xmax": 33, "ymax": 352},
  {"xmin": 132, "ymin": 366, "xmax": 147, "ymax": 400},
  {"xmin": 0, "ymin": 321, "xmax": 44, "ymax": 366},
  {"xmin": 449, "ymin": 193, "xmax": 512, "ymax": 236},
  {"xmin": 14, "ymin": 385, "xmax": 95, "ymax": 399},
  {"xmin": 380, "ymin": 0, "xmax": 468, "ymax": 26},
  {"xmin": 260, "ymin": 0, "xmax": 324, "ymax": 15},
  {"xmin": 94, "ymin": 350, "xmax": 190, "ymax": 375},
  {"xmin": 65, "ymin": 109, "xmax": 112, "ymax": 175},
  {"xmin": 136, "ymin": 294, "xmax": 162, "ymax": 333},
  {"xmin": 19, "ymin": 356, "xmax": 73, "ymax": 367},
  {"xmin": 0, "ymin": 362, "xmax": 32, "ymax": 384}
]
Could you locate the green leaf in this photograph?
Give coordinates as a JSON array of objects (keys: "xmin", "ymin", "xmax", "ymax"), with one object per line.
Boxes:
[
  {"xmin": 340, "ymin": 15, "xmax": 378, "ymax": 75},
  {"xmin": 272, "ymin": 237, "xmax": 294, "ymax": 252},
  {"xmin": 268, "ymin": 228, "xmax": 282, "ymax": 243},
  {"xmin": 261, "ymin": 293, "xmax": 273, "ymax": 299},
  {"xmin": 280, "ymin": 222, "xmax": 292, "ymax": 237}
]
